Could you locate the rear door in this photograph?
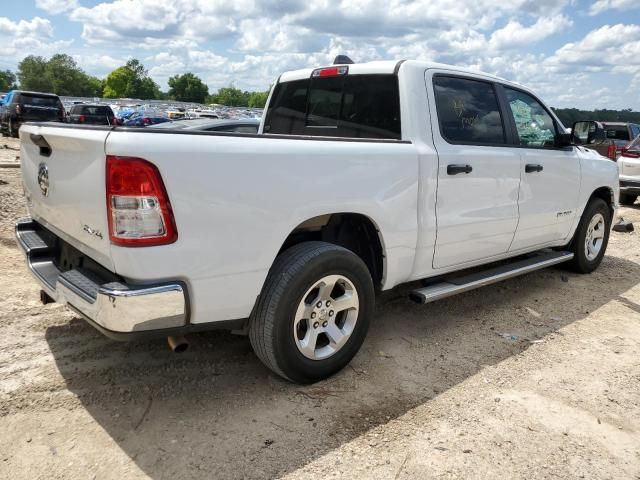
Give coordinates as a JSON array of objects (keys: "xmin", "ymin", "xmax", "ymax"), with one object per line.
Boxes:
[
  {"xmin": 428, "ymin": 72, "xmax": 522, "ymax": 269},
  {"xmin": 20, "ymin": 125, "xmax": 114, "ymax": 269},
  {"xmin": 502, "ymin": 87, "xmax": 580, "ymax": 250}
]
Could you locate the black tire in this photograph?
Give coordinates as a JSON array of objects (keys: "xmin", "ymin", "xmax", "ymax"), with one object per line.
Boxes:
[
  {"xmin": 619, "ymin": 192, "xmax": 637, "ymax": 206},
  {"xmin": 249, "ymin": 241, "xmax": 375, "ymax": 383},
  {"xmin": 8, "ymin": 118, "xmax": 18, "ymax": 138},
  {"xmin": 568, "ymin": 198, "xmax": 611, "ymax": 273}
]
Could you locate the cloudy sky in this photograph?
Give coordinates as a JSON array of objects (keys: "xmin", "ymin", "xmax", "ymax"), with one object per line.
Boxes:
[{"xmin": 1, "ymin": 0, "xmax": 639, "ymax": 109}]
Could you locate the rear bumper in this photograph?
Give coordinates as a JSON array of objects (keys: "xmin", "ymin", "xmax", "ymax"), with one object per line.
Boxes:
[{"xmin": 15, "ymin": 218, "xmax": 189, "ymax": 340}]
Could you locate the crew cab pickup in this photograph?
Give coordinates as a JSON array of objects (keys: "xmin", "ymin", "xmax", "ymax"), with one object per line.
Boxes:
[{"xmin": 16, "ymin": 60, "xmax": 618, "ymax": 383}]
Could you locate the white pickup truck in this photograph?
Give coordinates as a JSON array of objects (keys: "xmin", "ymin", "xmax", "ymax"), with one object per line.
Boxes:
[{"xmin": 16, "ymin": 60, "xmax": 618, "ymax": 383}]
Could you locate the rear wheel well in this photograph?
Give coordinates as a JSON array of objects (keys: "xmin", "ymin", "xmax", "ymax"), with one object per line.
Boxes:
[{"xmin": 279, "ymin": 213, "xmax": 384, "ymax": 288}]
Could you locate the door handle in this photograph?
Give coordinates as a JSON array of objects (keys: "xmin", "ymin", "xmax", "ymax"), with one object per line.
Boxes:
[
  {"xmin": 525, "ymin": 164, "xmax": 543, "ymax": 173},
  {"xmin": 447, "ymin": 164, "xmax": 473, "ymax": 175}
]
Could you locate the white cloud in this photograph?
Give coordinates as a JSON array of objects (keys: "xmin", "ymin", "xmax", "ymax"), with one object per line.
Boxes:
[
  {"xmin": 546, "ymin": 24, "xmax": 640, "ymax": 71},
  {"xmin": 35, "ymin": 0, "xmax": 78, "ymax": 15},
  {"xmin": 489, "ymin": 15, "xmax": 573, "ymax": 50},
  {"xmin": 589, "ymin": 0, "xmax": 638, "ymax": 15},
  {"xmin": 0, "ymin": 17, "xmax": 72, "ymax": 62}
]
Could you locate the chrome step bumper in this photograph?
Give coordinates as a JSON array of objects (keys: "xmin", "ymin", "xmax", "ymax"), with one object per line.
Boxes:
[
  {"xmin": 410, "ymin": 250, "xmax": 574, "ymax": 304},
  {"xmin": 15, "ymin": 218, "xmax": 188, "ymax": 339}
]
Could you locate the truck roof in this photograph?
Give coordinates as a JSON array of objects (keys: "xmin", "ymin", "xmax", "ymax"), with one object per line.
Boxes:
[{"xmin": 279, "ymin": 59, "xmax": 513, "ymax": 86}]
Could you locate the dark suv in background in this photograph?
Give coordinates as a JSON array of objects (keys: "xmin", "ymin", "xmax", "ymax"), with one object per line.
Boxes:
[
  {"xmin": 67, "ymin": 104, "xmax": 118, "ymax": 125},
  {"xmin": 0, "ymin": 90, "xmax": 64, "ymax": 137}
]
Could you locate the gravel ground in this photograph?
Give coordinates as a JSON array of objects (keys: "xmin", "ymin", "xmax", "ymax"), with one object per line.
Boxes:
[
  {"xmin": 0, "ymin": 137, "xmax": 20, "ymax": 166},
  {"xmin": 0, "ymin": 142, "xmax": 639, "ymax": 479}
]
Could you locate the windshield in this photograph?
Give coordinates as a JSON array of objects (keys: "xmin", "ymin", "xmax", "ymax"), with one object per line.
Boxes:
[{"xmin": 79, "ymin": 106, "xmax": 112, "ymax": 115}]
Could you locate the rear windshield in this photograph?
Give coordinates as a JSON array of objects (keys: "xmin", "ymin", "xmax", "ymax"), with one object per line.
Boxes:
[
  {"xmin": 264, "ymin": 74, "xmax": 401, "ymax": 139},
  {"xmin": 19, "ymin": 94, "xmax": 60, "ymax": 108},
  {"xmin": 76, "ymin": 106, "xmax": 112, "ymax": 115},
  {"xmin": 604, "ymin": 125, "xmax": 630, "ymax": 141}
]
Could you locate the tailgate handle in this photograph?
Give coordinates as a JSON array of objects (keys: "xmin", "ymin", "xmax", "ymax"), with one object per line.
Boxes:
[{"xmin": 30, "ymin": 134, "xmax": 51, "ymax": 157}]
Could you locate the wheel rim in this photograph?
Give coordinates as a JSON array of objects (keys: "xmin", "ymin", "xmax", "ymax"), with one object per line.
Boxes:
[
  {"xmin": 293, "ymin": 274, "xmax": 359, "ymax": 361},
  {"xmin": 584, "ymin": 212, "xmax": 605, "ymax": 261}
]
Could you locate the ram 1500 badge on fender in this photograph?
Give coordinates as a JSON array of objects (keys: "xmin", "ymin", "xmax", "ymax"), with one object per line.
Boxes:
[{"xmin": 16, "ymin": 60, "xmax": 618, "ymax": 383}]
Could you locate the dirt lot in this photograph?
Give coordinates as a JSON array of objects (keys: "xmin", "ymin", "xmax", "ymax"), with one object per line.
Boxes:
[{"xmin": 0, "ymin": 135, "xmax": 638, "ymax": 479}]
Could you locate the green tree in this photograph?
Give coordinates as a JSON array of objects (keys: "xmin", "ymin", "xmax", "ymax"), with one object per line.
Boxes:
[
  {"xmin": 207, "ymin": 86, "xmax": 250, "ymax": 106},
  {"xmin": 103, "ymin": 59, "xmax": 159, "ymax": 99},
  {"xmin": 247, "ymin": 90, "xmax": 269, "ymax": 108},
  {"xmin": 17, "ymin": 56, "xmax": 50, "ymax": 92},
  {"xmin": 0, "ymin": 70, "xmax": 17, "ymax": 91},
  {"xmin": 16, "ymin": 54, "xmax": 102, "ymax": 96},
  {"xmin": 45, "ymin": 54, "xmax": 102, "ymax": 97},
  {"xmin": 168, "ymin": 72, "xmax": 209, "ymax": 103}
]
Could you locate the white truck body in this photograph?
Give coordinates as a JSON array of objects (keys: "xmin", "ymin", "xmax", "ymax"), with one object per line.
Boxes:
[{"xmin": 16, "ymin": 60, "xmax": 619, "ymax": 381}]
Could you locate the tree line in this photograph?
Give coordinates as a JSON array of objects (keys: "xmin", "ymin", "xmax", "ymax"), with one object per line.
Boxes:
[
  {"xmin": 551, "ymin": 108, "xmax": 640, "ymax": 127},
  {"xmin": 4, "ymin": 54, "xmax": 640, "ymax": 118},
  {"xmin": 0, "ymin": 54, "xmax": 270, "ymax": 108}
]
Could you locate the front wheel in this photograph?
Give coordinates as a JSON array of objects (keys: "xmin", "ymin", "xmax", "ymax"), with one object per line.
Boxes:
[
  {"xmin": 249, "ymin": 241, "xmax": 374, "ymax": 383},
  {"xmin": 569, "ymin": 198, "xmax": 612, "ymax": 273}
]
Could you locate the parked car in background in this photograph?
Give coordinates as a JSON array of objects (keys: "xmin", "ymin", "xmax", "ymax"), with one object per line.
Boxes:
[
  {"xmin": 0, "ymin": 90, "xmax": 64, "ymax": 137},
  {"xmin": 122, "ymin": 110, "xmax": 172, "ymax": 127},
  {"xmin": 149, "ymin": 118, "xmax": 260, "ymax": 133},
  {"xmin": 617, "ymin": 134, "xmax": 640, "ymax": 205},
  {"xmin": 166, "ymin": 109, "xmax": 186, "ymax": 120},
  {"xmin": 67, "ymin": 104, "xmax": 118, "ymax": 126},
  {"xmin": 588, "ymin": 122, "xmax": 640, "ymax": 159}
]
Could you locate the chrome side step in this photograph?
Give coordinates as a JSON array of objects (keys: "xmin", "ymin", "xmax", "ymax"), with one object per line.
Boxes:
[{"xmin": 410, "ymin": 251, "xmax": 574, "ymax": 304}]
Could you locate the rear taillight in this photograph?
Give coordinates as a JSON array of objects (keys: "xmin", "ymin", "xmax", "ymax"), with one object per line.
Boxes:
[
  {"xmin": 607, "ymin": 143, "xmax": 617, "ymax": 160},
  {"xmin": 79, "ymin": 115, "xmax": 86, "ymax": 123},
  {"xmin": 106, "ymin": 156, "xmax": 177, "ymax": 247},
  {"xmin": 143, "ymin": 117, "xmax": 151, "ymax": 125}
]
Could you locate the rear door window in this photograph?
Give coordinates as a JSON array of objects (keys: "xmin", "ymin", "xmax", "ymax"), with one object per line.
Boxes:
[
  {"xmin": 264, "ymin": 74, "xmax": 401, "ymax": 139},
  {"xmin": 432, "ymin": 76, "xmax": 506, "ymax": 145}
]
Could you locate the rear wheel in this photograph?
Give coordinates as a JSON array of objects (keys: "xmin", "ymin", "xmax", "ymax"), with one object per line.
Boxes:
[
  {"xmin": 619, "ymin": 192, "xmax": 637, "ymax": 206},
  {"xmin": 249, "ymin": 241, "xmax": 374, "ymax": 383},
  {"xmin": 568, "ymin": 198, "xmax": 611, "ymax": 273},
  {"xmin": 8, "ymin": 118, "xmax": 18, "ymax": 138}
]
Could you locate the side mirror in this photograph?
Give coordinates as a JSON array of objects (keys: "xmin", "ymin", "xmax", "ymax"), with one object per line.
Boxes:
[{"xmin": 571, "ymin": 121, "xmax": 606, "ymax": 145}]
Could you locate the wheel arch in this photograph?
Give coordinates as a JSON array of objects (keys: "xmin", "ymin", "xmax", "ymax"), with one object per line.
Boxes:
[
  {"xmin": 277, "ymin": 212, "xmax": 387, "ymax": 289},
  {"xmin": 587, "ymin": 186, "xmax": 616, "ymax": 217}
]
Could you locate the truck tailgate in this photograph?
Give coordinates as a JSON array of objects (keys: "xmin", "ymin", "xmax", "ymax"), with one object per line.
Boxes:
[{"xmin": 20, "ymin": 124, "xmax": 114, "ymax": 270}]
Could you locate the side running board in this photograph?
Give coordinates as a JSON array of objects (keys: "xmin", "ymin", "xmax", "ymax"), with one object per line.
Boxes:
[{"xmin": 410, "ymin": 250, "xmax": 574, "ymax": 304}]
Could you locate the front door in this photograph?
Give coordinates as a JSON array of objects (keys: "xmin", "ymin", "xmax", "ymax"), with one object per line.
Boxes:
[
  {"xmin": 502, "ymin": 87, "xmax": 581, "ymax": 251},
  {"xmin": 428, "ymin": 73, "xmax": 522, "ymax": 269}
]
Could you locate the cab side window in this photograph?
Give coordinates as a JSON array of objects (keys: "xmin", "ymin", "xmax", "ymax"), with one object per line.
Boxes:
[
  {"xmin": 504, "ymin": 88, "xmax": 557, "ymax": 148},
  {"xmin": 433, "ymin": 76, "xmax": 506, "ymax": 145}
]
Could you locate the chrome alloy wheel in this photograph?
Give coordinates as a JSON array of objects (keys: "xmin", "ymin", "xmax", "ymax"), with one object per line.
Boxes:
[
  {"xmin": 293, "ymin": 274, "xmax": 359, "ymax": 360},
  {"xmin": 585, "ymin": 212, "xmax": 605, "ymax": 261}
]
